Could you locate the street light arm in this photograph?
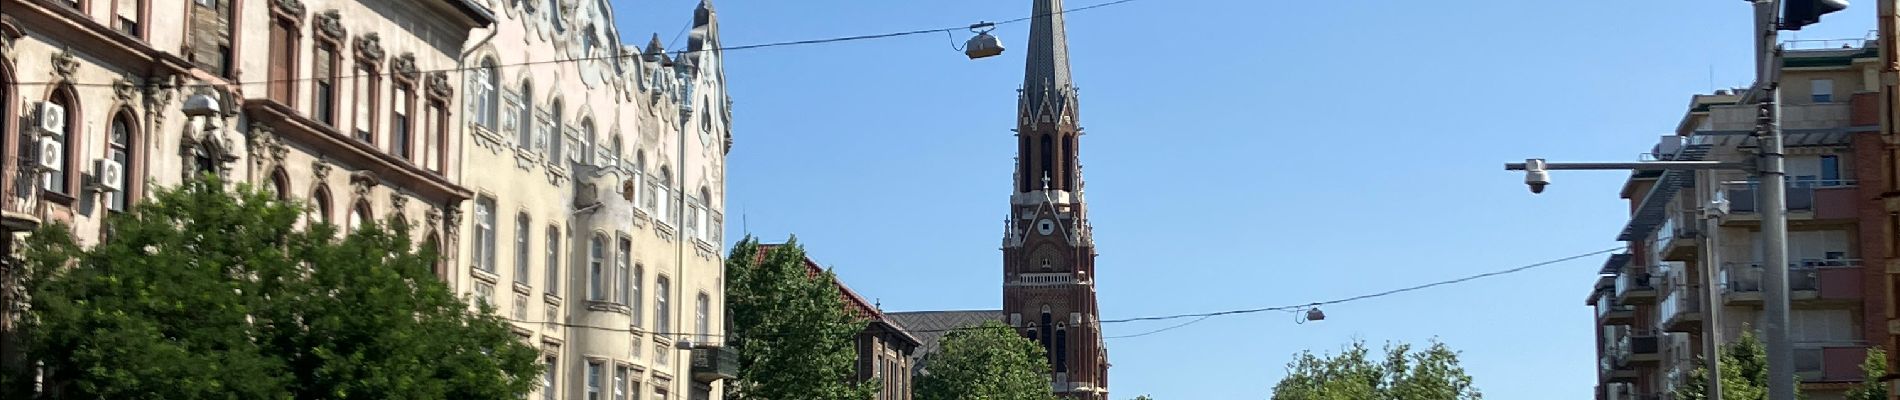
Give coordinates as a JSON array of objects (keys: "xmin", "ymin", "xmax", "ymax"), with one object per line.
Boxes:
[{"xmin": 1503, "ymin": 161, "xmax": 1748, "ymax": 171}]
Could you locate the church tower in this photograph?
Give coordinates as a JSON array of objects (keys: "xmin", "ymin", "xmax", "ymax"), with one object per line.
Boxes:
[{"xmin": 1001, "ymin": 0, "xmax": 1107, "ymax": 397}]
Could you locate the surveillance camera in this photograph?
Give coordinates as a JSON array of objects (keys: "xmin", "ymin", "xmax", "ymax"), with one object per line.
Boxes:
[{"xmin": 1524, "ymin": 159, "xmax": 1550, "ymax": 194}]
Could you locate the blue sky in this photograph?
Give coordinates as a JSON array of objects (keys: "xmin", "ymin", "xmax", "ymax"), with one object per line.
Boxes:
[{"xmin": 612, "ymin": 1, "xmax": 1878, "ymax": 398}]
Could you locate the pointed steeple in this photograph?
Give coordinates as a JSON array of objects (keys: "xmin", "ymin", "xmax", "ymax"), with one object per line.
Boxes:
[{"xmin": 1021, "ymin": 0, "xmax": 1073, "ymax": 120}]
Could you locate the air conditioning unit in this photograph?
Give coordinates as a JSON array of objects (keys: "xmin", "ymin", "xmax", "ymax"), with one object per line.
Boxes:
[
  {"xmin": 36, "ymin": 136, "xmax": 62, "ymax": 171},
  {"xmin": 94, "ymin": 158, "xmax": 124, "ymax": 192},
  {"xmin": 37, "ymin": 102, "xmax": 67, "ymax": 134}
]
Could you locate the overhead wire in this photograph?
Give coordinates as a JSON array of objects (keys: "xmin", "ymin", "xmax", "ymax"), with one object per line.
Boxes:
[
  {"xmin": 495, "ymin": 246, "xmax": 1627, "ymax": 340},
  {"xmin": 5, "ymin": 0, "xmax": 1147, "ymax": 89}
]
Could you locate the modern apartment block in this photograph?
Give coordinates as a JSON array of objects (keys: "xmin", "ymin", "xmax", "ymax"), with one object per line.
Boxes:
[
  {"xmin": 1592, "ymin": 37, "xmax": 1893, "ymax": 400},
  {"xmin": 0, "ymin": 0, "xmax": 734, "ymax": 398}
]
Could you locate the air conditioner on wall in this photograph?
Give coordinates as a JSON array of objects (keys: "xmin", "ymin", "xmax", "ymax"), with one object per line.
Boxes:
[
  {"xmin": 37, "ymin": 102, "xmax": 66, "ymax": 134},
  {"xmin": 94, "ymin": 158, "xmax": 124, "ymax": 192},
  {"xmin": 36, "ymin": 137, "xmax": 62, "ymax": 171}
]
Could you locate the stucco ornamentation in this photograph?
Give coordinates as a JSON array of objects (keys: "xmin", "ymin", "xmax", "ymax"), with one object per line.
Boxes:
[
  {"xmin": 428, "ymin": 72, "xmax": 454, "ymax": 98},
  {"xmin": 393, "ymin": 53, "xmax": 420, "ymax": 82},
  {"xmin": 354, "ymin": 33, "xmax": 385, "ymax": 62},
  {"xmin": 316, "ymin": 10, "xmax": 345, "ymax": 40},
  {"xmin": 51, "ymin": 49, "xmax": 79, "ymax": 79},
  {"xmin": 274, "ymin": 0, "xmax": 307, "ymax": 17}
]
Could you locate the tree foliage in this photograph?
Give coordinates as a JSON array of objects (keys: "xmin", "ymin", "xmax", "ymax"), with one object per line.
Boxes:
[
  {"xmin": 913, "ymin": 321, "xmax": 1056, "ymax": 400},
  {"xmin": 1269, "ymin": 339, "xmax": 1481, "ymax": 400},
  {"xmin": 1674, "ymin": 330, "xmax": 1799, "ymax": 400},
  {"xmin": 723, "ymin": 236, "xmax": 876, "ymax": 400},
  {"xmin": 4, "ymin": 177, "xmax": 540, "ymax": 399},
  {"xmin": 1846, "ymin": 347, "xmax": 1887, "ymax": 400}
]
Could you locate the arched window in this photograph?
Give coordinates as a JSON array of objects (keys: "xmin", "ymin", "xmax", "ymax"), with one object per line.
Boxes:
[
  {"xmin": 1040, "ymin": 306, "xmax": 1053, "ymax": 350},
  {"xmin": 588, "ymin": 234, "xmax": 605, "ymax": 301},
  {"xmin": 517, "ymin": 80, "xmax": 534, "ymax": 147},
  {"xmin": 580, "ymin": 119, "xmax": 596, "ymax": 166},
  {"xmin": 657, "ymin": 167, "xmax": 672, "ymax": 224},
  {"xmin": 514, "ymin": 213, "xmax": 531, "ymax": 286},
  {"xmin": 635, "ymin": 151, "xmax": 650, "ymax": 210},
  {"xmin": 1062, "ymin": 135, "xmax": 1075, "ymax": 191},
  {"xmin": 549, "ymin": 100, "xmax": 565, "ymax": 161},
  {"xmin": 1025, "ymin": 323, "xmax": 1039, "ymax": 342},
  {"xmin": 547, "ymin": 0, "xmax": 563, "ymax": 31},
  {"xmin": 631, "ymin": 263, "xmax": 645, "ymax": 327},
  {"xmin": 43, "ymin": 87, "xmax": 78, "ymax": 195},
  {"xmin": 475, "ymin": 57, "xmax": 499, "ymax": 129},
  {"xmin": 424, "ymin": 233, "xmax": 444, "ymax": 280},
  {"xmin": 615, "ymin": 236, "xmax": 630, "ymax": 304},
  {"xmin": 105, "ymin": 111, "xmax": 137, "ymax": 212},
  {"xmin": 311, "ymin": 188, "xmax": 333, "ymax": 224},
  {"xmin": 269, "ymin": 168, "xmax": 290, "ymax": 201},
  {"xmin": 1038, "ymin": 135, "xmax": 1052, "ymax": 188},
  {"xmin": 350, "ymin": 200, "xmax": 372, "ymax": 230},
  {"xmin": 1019, "ymin": 134, "xmax": 1031, "ymax": 191},
  {"xmin": 697, "ymin": 186, "xmax": 713, "ymax": 242},
  {"xmin": 1055, "ymin": 325, "xmax": 1068, "ymax": 372},
  {"xmin": 608, "ymin": 134, "xmax": 622, "ymax": 167}
]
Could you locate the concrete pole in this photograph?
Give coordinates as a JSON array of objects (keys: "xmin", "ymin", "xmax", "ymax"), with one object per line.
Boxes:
[
  {"xmin": 1753, "ymin": 1, "xmax": 1796, "ymax": 399},
  {"xmin": 1699, "ymin": 169, "xmax": 1726, "ymax": 400}
]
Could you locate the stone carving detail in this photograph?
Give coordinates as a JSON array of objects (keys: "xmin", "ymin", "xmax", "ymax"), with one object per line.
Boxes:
[
  {"xmin": 51, "ymin": 49, "xmax": 79, "ymax": 79},
  {"xmin": 274, "ymin": 0, "xmax": 307, "ymax": 16},
  {"xmin": 393, "ymin": 53, "xmax": 420, "ymax": 82},
  {"xmin": 443, "ymin": 204, "xmax": 463, "ymax": 237},
  {"xmin": 424, "ymin": 207, "xmax": 442, "ymax": 229},
  {"xmin": 312, "ymin": 160, "xmax": 333, "ymax": 182},
  {"xmin": 349, "ymin": 170, "xmax": 379, "ymax": 198},
  {"xmin": 144, "ymin": 75, "xmax": 178, "ymax": 131},
  {"xmin": 389, "ymin": 193, "xmax": 410, "ymax": 214},
  {"xmin": 428, "ymin": 72, "xmax": 454, "ymax": 98},
  {"xmin": 354, "ymin": 33, "xmax": 384, "ymax": 61},
  {"xmin": 315, "ymin": 10, "xmax": 345, "ymax": 40},
  {"xmin": 113, "ymin": 77, "xmax": 138, "ymax": 102}
]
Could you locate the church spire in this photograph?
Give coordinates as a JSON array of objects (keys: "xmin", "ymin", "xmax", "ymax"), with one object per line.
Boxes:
[{"xmin": 1022, "ymin": 0, "xmax": 1074, "ymax": 120}]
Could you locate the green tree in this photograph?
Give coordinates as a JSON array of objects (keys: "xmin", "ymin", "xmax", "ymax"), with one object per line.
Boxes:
[
  {"xmin": 1131, "ymin": 396, "xmax": 1156, "ymax": 400},
  {"xmin": 1270, "ymin": 339, "xmax": 1481, "ymax": 400},
  {"xmin": 1846, "ymin": 347, "xmax": 1887, "ymax": 400},
  {"xmin": 724, "ymin": 237, "xmax": 877, "ymax": 400},
  {"xmin": 5, "ymin": 177, "xmax": 540, "ymax": 399},
  {"xmin": 913, "ymin": 321, "xmax": 1056, "ymax": 400},
  {"xmin": 1674, "ymin": 330, "xmax": 1799, "ymax": 400}
]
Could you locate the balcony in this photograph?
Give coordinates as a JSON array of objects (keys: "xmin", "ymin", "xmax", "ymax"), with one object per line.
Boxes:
[
  {"xmin": 1620, "ymin": 332, "xmax": 1663, "ymax": 365},
  {"xmin": 1723, "ymin": 180, "xmax": 1860, "ymax": 223},
  {"xmin": 1615, "ymin": 270, "xmax": 1659, "ymax": 305},
  {"xmin": 1656, "ymin": 210, "xmax": 1698, "ymax": 262},
  {"xmin": 690, "ymin": 346, "xmax": 739, "ymax": 383},
  {"xmin": 1794, "ymin": 343, "xmax": 1869, "ymax": 383},
  {"xmin": 2, "ymin": 167, "xmax": 42, "ymax": 232},
  {"xmin": 1597, "ymin": 296, "xmax": 1635, "ymax": 325},
  {"xmin": 1007, "ymin": 272, "xmax": 1089, "ymax": 287},
  {"xmin": 1660, "ymin": 283, "xmax": 1703, "ymax": 332},
  {"xmin": 1722, "ymin": 260, "xmax": 1863, "ymax": 305},
  {"xmin": 1601, "ymin": 353, "xmax": 1639, "ymax": 383},
  {"xmin": 1708, "ymin": 102, "xmax": 1852, "ymax": 132}
]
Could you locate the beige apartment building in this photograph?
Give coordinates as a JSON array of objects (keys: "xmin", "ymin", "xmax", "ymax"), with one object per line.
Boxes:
[
  {"xmin": 1591, "ymin": 38, "xmax": 1893, "ymax": 400},
  {"xmin": 0, "ymin": 0, "xmax": 733, "ymax": 398}
]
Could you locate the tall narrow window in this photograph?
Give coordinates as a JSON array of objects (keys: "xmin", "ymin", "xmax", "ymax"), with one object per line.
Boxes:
[
  {"xmin": 696, "ymin": 293, "xmax": 710, "ymax": 343},
  {"xmin": 609, "ymin": 134, "xmax": 623, "ymax": 167},
  {"xmin": 106, "ymin": 113, "xmax": 135, "ymax": 211},
  {"xmin": 1019, "ymin": 134, "xmax": 1031, "ymax": 191},
  {"xmin": 543, "ymin": 356, "xmax": 559, "ymax": 400},
  {"xmin": 515, "ymin": 214, "xmax": 532, "ymax": 286},
  {"xmin": 269, "ymin": 169, "xmax": 289, "ymax": 201},
  {"xmin": 430, "ymin": 100, "xmax": 449, "ymax": 173},
  {"xmin": 616, "ymin": 237, "xmax": 632, "ymax": 304},
  {"xmin": 393, "ymin": 85, "xmax": 414, "ymax": 160},
  {"xmin": 474, "ymin": 197, "xmax": 498, "ymax": 273},
  {"xmin": 636, "ymin": 152, "xmax": 651, "ymax": 210},
  {"xmin": 116, "ymin": 0, "xmax": 143, "ymax": 38},
  {"xmin": 1038, "ymin": 135, "xmax": 1053, "ymax": 187},
  {"xmin": 588, "ymin": 235, "xmax": 606, "ymax": 301},
  {"xmin": 1039, "ymin": 309, "xmax": 1052, "ymax": 350},
  {"xmin": 546, "ymin": 227, "xmax": 562, "ymax": 296},
  {"xmin": 314, "ymin": 42, "xmax": 339, "ymax": 125},
  {"xmin": 268, "ymin": 17, "xmax": 297, "ymax": 104},
  {"xmin": 1062, "ymin": 135, "xmax": 1075, "ymax": 191},
  {"xmin": 655, "ymin": 276, "xmax": 671, "ymax": 334},
  {"xmin": 613, "ymin": 365, "xmax": 628, "ymax": 400},
  {"xmin": 631, "ymin": 264, "xmax": 644, "ymax": 327},
  {"xmin": 581, "ymin": 119, "xmax": 596, "ymax": 166},
  {"xmin": 550, "ymin": 102, "xmax": 566, "ymax": 162},
  {"xmin": 311, "ymin": 188, "xmax": 333, "ymax": 224},
  {"xmin": 699, "ymin": 187, "xmax": 713, "ymax": 242},
  {"xmin": 1054, "ymin": 326, "xmax": 1068, "ymax": 372},
  {"xmin": 1821, "ymin": 155, "xmax": 1841, "ymax": 185},
  {"xmin": 657, "ymin": 168, "xmax": 672, "ymax": 224},
  {"xmin": 425, "ymin": 234, "xmax": 444, "ymax": 279},
  {"xmin": 518, "ymin": 81, "xmax": 535, "ymax": 148},
  {"xmin": 585, "ymin": 361, "xmax": 602, "ymax": 400},
  {"xmin": 353, "ymin": 62, "xmax": 378, "ymax": 143},
  {"xmin": 349, "ymin": 200, "xmax": 371, "ymax": 230},
  {"xmin": 42, "ymin": 91, "xmax": 76, "ymax": 195},
  {"xmin": 475, "ymin": 57, "xmax": 499, "ymax": 129}
]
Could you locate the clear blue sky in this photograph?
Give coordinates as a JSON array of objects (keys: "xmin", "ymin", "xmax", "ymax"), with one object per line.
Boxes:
[{"xmin": 613, "ymin": 1, "xmax": 1878, "ymax": 398}]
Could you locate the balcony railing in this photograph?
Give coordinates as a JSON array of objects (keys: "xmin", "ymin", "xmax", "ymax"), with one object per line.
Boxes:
[
  {"xmin": 1724, "ymin": 180, "xmax": 1856, "ymax": 215},
  {"xmin": 1009, "ymin": 272, "xmax": 1087, "ymax": 287},
  {"xmin": 1723, "ymin": 260, "xmax": 1859, "ymax": 296},
  {"xmin": 690, "ymin": 346, "xmax": 739, "ymax": 383},
  {"xmin": 1, "ymin": 166, "xmax": 43, "ymax": 232},
  {"xmin": 1794, "ymin": 342, "xmax": 1869, "ymax": 382},
  {"xmin": 1615, "ymin": 271, "xmax": 1657, "ymax": 299},
  {"xmin": 1659, "ymin": 283, "xmax": 1702, "ymax": 331},
  {"xmin": 1597, "ymin": 296, "xmax": 1634, "ymax": 320}
]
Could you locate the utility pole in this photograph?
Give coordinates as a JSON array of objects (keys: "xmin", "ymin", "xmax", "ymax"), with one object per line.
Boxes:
[
  {"xmin": 1752, "ymin": 1, "xmax": 1795, "ymax": 398},
  {"xmin": 1698, "ymin": 169, "xmax": 1729, "ymax": 400}
]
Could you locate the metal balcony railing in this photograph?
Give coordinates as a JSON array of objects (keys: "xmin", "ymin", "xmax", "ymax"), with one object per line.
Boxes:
[
  {"xmin": 1, "ymin": 166, "xmax": 43, "ymax": 232},
  {"xmin": 1598, "ymin": 296, "xmax": 1634, "ymax": 319},
  {"xmin": 690, "ymin": 346, "xmax": 739, "ymax": 383},
  {"xmin": 1659, "ymin": 283, "xmax": 1701, "ymax": 326},
  {"xmin": 1723, "ymin": 260, "xmax": 1859, "ymax": 293},
  {"xmin": 1616, "ymin": 271, "xmax": 1657, "ymax": 297},
  {"xmin": 1724, "ymin": 180, "xmax": 1855, "ymax": 213}
]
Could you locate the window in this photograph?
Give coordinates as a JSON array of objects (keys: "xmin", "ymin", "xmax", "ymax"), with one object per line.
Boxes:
[
  {"xmin": 1812, "ymin": 79, "xmax": 1835, "ymax": 103},
  {"xmin": 315, "ymin": 42, "xmax": 340, "ymax": 125},
  {"xmin": 430, "ymin": 100, "xmax": 449, "ymax": 173},
  {"xmin": 631, "ymin": 380, "xmax": 643, "ymax": 400},
  {"xmin": 106, "ymin": 114, "xmax": 135, "ymax": 211},
  {"xmin": 269, "ymin": 169, "xmax": 289, "ymax": 201},
  {"xmin": 631, "ymin": 264, "xmax": 644, "ymax": 327},
  {"xmin": 550, "ymin": 102, "xmax": 566, "ymax": 161},
  {"xmin": 696, "ymin": 293, "xmax": 710, "ymax": 343},
  {"xmin": 516, "ymin": 214, "xmax": 532, "ymax": 286},
  {"xmin": 1038, "ymin": 135, "xmax": 1052, "ymax": 186},
  {"xmin": 636, "ymin": 152, "xmax": 651, "ymax": 210},
  {"xmin": 548, "ymin": 0, "xmax": 564, "ymax": 32},
  {"xmin": 475, "ymin": 197, "xmax": 498, "ymax": 273},
  {"xmin": 1039, "ymin": 308, "xmax": 1052, "ymax": 350},
  {"xmin": 585, "ymin": 361, "xmax": 603, "ymax": 400},
  {"xmin": 475, "ymin": 58, "xmax": 499, "ymax": 129},
  {"xmin": 1821, "ymin": 155, "xmax": 1841, "ymax": 185},
  {"xmin": 43, "ymin": 92, "xmax": 76, "ymax": 195},
  {"xmin": 655, "ymin": 276, "xmax": 671, "ymax": 333},
  {"xmin": 268, "ymin": 17, "xmax": 296, "ymax": 103},
  {"xmin": 609, "ymin": 135, "xmax": 623, "ymax": 168},
  {"xmin": 613, "ymin": 366, "xmax": 629, "ymax": 400},
  {"xmin": 581, "ymin": 119, "xmax": 596, "ymax": 166},
  {"xmin": 518, "ymin": 81, "xmax": 535, "ymax": 148},
  {"xmin": 195, "ymin": 0, "xmax": 214, "ymax": 7},
  {"xmin": 311, "ymin": 188, "xmax": 333, "ymax": 224},
  {"xmin": 656, "ymin": 168, "xmax": 672, "ymax": 224},
  {"xmin": 1054, "ymin": 326, "xmax": 1067, "ymax": 372},
  {"xmin": 589, "ymin": 235, "xmax": 606, "ymax": 301},
  {"xmin": 350, "ymin": 201, "xmax": 371, "ymax": 230},
  {"xmin": 354, "ymin": 63, "xmax": 378, "ymax": 142},
  {"xmin": 698, "ymin": 187, "xmax": 713, "ymax": 242},
  {"xmin": 543, "ymin": 356, "xmax": 559, "ymax": 400},
  {"xmin": 393, "ymin": 85, "xmax": 414, "ymax": 160},
  {"xmin": 616, "ymin": 237, "xmax": 632, "ymax": 304},
  {"xmin": 475, "ymin": 282, "xmax": 495, "ymax": 308},
  {"xmin": 546, "ymin": 227, "xmax": 562, "ymax": 296},
  {"xmin": 116, "ymin": 0, "xmax": 143, "ymax": 37},
  {"xmin": 1062, "ymin": 135, "xmax": 1075, "ymax": 190}
]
